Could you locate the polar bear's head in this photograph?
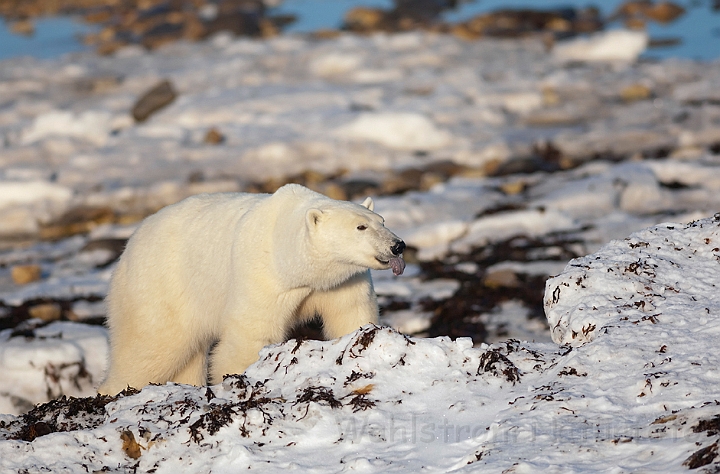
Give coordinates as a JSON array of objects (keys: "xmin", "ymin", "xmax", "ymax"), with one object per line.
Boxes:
[{"xmin": 306, "ymin": 197, "xmax": 405, "ymax": 276}]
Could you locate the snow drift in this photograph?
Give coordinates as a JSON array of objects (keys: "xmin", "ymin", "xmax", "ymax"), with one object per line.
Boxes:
[{"xmin": 2, "ymin": 216, "xmax": 720, "ymax": 472}]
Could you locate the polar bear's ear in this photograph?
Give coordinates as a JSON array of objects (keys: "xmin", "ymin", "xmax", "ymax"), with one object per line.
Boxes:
[
  {"xmin": 361, "ymin": 197, "xmax": 374, "ymax": 211},
  {"xmin": 306, "ymin": 208, "xmax": 324, "ymax": 227}
]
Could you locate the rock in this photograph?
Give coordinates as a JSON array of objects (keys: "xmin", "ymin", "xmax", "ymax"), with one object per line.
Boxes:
[
  {"xmin": 141, "ymin": 23, "xmax": 185, "ymax": 50},
  {"xmin": 341, "ymin": 179, "xmax": 381, "ymax": 200},
  {"xmin": 483, "ymin": 269, "xmax": 521, "ymax": 289},
  {"xmin": 453, "ymin": 8, "xmax": 603, "ymax": 39},
  {"xmin": 613, "ymin": 0, "xmax": 655, "ymax": 18},
  {"xmin": 84, "ymin": 9, "xmax": 112, "ymax": 24},
  {"xmin": 500, "ymin": 181, "xmax": 527, "ymax": 195},
  {"xmin": 11, "ymin": 265, "xmax": 42, "ymax": 285},
  {"xmin": 423, "ymin": 160, "xmax": 466, "ymax": 178},
  {"xmin": 300, "ymin": 170, "xmax": 327, "ymax": 188},
  {"xmin": 311, "ymin": 29, "xmax": 341, "ymax": 40},
  {"xmin": 183, "ymin": 15, "xmax": 206, "ymax": 41},
  {"xmin": 381, "ymin": 168, "xmax": 423, "ymax": 195},
  {"xmin": 451, "ymin": 23, "xmax": 482, "ymax": 41},
  {"xmin": 27, "ymin": 303, "xmax": 62, "ymax": 322},
  {"xmin": 187, "ymin": 170, "xmax": 204, "ymax": 183},
  {"xmin": 542, "ymin": 87, "xmax": 561, "ymax": 106},
  {"xmin": 319, "ymin": 182, "xmax": 348, "ymax": 201},
  {"xmin": 96, "ymin": 40, "xmax": 128, "ymax": 56},
  {"xmin": 613, "ymin": 0, "xmax": 685, "ymax": 24},
  {"xmin": 131, "ymin": 80, "xmax": 177, "ymax": 123},
  {"xmin": 620, "ymin": 83, "xmax": 653, "ymax": 102},
  {"xmin": 645, "ymin": 1, "xmax": 685, "ymax": 23},
  {"xmin": 9, "ymin": 19, "xmax": 34, "ymax": 36},
  {"xmin": 203, "ymin": 128, "xmax": 225, "ymax": 145},
  {"xmin": 343, "ymin": 8, "xmax": 386, "ymax": 32}
]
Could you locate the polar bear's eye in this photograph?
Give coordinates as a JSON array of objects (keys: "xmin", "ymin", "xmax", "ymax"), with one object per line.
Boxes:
[{"xmin": 357, "ymin": 224, "xmax": 367, "ymax": 231}]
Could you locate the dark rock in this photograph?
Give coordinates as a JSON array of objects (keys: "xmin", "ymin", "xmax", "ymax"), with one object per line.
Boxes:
[
  {"xmin": 342, "ymin": 179, "xmax": 381, "ymax": 200},
  {"xmin": 343, "ymin": 0, "xmax": 460, "ymax": 33},
  {"xmin": 204, "ymin": 127, "xmax": 225, "ymax": 145},
  {"xmin": 612, "ymin": 0, "xmax": 685, "ymax": 24},
  {"xmin": 0, "ymin": 1, "xmax": 296, "ymax": 53},
  {"xmin": 132, "ymin": 80, "xmax": 177, "ymax": 123},
  {"xmin": 453, "ymin": 7, "xmax": 603, "ymax": 40}
]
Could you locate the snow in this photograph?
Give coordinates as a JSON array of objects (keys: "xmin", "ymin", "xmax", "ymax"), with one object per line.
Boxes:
[
  {"xmin": 0, "ymin": 27, "xmax": 719, "ymax": 472},
  {"xmin": 0, "ymin": 321, "xmax": 107, "ymax": 413},
  {"xmin": 0, "ymin": 181, "xmax": 72, "ymax": 211},
  {"xmin": 3, "ymin": 213, "xmax": 720, "ymax": 472},
  {"xmin": 546, "ymin": 216, "xmax": 720, "ymax": 347},
  {"xmin": 21, "ymin": 110, "xmax": 115, "ymax": 146},
  {"xmin": 334, "ymin": 112, "xmax": 454, "ymax": 151},
  {"xmin": 553, "ymin": 29, "xmax": 649, "ymax": 63}
]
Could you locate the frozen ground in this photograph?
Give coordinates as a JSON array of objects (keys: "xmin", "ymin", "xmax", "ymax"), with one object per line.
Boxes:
[
  {"xmin": 0, "ymin": 28, "xmax": 719, "ymax": 471},
  {"xmin": 2, "ymin": 216, "xmax": 720, "ymax": 472}
]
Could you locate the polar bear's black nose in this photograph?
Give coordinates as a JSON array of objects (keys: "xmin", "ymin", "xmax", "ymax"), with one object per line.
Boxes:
[{"xmin": 391, "ymin": 240, "xmax": 406, "ymax": 256}]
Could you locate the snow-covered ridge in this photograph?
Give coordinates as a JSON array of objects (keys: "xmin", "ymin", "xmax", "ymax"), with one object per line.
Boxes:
[
  {"xmin": 2, "ymin": 216, "xmax": 720, "ymax": 472},
  {"xmin": 546, "ymin": 214, "xmax": 720, "ymax": 346}
]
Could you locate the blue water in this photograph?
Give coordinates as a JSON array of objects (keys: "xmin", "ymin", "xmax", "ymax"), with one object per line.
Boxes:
[
  {"xmin": 0, "ymin": 16, "xmax": 98, "ymax": 60},
  {"xmin": 0, "ymin": 0, "xmax": 717, "ymax": 61}
]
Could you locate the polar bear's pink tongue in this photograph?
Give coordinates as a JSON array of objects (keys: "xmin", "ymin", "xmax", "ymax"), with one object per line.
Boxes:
[{"xmin": 389, "ymin": 256, "xmax": 405, "ymax": 276}]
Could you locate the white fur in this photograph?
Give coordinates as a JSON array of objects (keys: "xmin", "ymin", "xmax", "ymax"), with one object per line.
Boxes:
[{"xmin": 98, "ymin": 184, "xmax": 403, "ymax": 394}]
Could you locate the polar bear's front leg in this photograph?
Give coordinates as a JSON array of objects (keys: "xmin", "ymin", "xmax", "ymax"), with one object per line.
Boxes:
[
  {"xmin": 171, "ymin": 350, "xmax": 207, "ymax": 386},
  {"xmin": 312, "ymin": 271, "xmax": 379, "ymax": 339},
  {"xmin": 209, "ymin": 334, "xmax": 269, "ymax": 384}
]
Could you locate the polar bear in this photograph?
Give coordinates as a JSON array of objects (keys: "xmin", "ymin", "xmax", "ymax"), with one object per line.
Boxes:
[{"xmin": 98, "ymin": 184, "xmax": 405, "ymax": 395}]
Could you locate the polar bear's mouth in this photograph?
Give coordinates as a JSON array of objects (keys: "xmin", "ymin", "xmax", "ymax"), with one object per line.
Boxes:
[{"xmin": 376, "ymin": 256, "xmax": 406, "ymax": 276}]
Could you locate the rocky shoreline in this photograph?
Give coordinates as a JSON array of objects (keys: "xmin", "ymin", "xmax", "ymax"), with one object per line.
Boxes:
[{"xmin": 0, "ymin": 0, "xmax": 687, "ymax": 55}]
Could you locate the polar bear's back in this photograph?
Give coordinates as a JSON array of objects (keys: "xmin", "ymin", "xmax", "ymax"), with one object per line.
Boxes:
[
  {"xmin": 107, "ymin": 192, "xmax": 269, "ymax": 331},
  {"xmin": 123, "ymin": 192, "xmax": 264, "ymax": 261}
]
